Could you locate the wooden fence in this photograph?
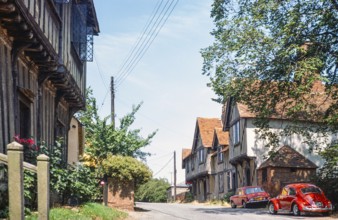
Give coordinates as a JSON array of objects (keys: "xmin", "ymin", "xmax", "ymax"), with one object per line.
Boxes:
[{"xmin": 0, "ymin": 141, "xmax": 50, "ymax": 220}]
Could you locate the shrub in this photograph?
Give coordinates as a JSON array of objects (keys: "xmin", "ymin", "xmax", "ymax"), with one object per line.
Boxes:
[
  {"xmin": 135, "ymin": 178, "xmax": 170, "ymax": 202},
  {"xmin": 184, "ymin": 192, "xmax": 194, "ymax": 203},
  {"xmin": 223, "ymin": 191, "xmax": 235, "ymax": 203}
]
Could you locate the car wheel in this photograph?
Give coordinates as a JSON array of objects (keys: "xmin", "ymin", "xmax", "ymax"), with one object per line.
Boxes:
[
  {"xmin": 292, "ymin": 203, "xmax": 300, "ymax": 216},
  {"xmin": 268, "ymin": 203, "xmax": 277, "ymax": 215},
  {"xmin": 242, "ymin": 201, "xmax": 247, "ymax": 208},
  {"xmin": 231, "ymin": 201, "xmax": 236, "ymax": 208}
]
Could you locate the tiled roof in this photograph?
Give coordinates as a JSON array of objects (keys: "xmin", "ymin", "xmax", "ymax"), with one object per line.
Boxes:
[
  {"xmin": 258, "ymin": 145, "xmax": 317, "ymax": 169},
  {"xmin": 236, "ymin": 81, "xmax": 335, "ymax": 121},
  {"xmin": 197, "ymin": 117, "xmax": 222, "ymax": 148},
  {"xmin": 214, "ymin": 128, "xmax": 229, "ymax": 146},
  {"xmin": 182, "ymin": 148, "xmax": 191, "ymax": 160}
]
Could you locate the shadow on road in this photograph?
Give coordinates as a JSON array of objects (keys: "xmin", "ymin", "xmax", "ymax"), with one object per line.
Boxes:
[
  {"xmin": 193, "ymin": 207, "xmax": 332, "ymax": 219},
  {"xmin": 134, "ymin": 206, "xmax": 150, "ymax": 212}
]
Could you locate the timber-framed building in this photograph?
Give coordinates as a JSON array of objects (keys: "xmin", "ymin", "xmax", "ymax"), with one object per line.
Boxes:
[{"xmin": 0, "ymin": 0, "xmax": 99, "ymax": 162}]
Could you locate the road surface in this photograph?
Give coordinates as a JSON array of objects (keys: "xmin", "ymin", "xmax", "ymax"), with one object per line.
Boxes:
[{"xmin": 126, "ymin": 202, "xmax": 334, "ymax": 220}]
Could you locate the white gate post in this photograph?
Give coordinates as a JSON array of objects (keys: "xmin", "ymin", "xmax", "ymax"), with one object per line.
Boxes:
[
  {"xmin": 7, "ymin": 141, "xmax": 24, "ymax": 220},
  {"xmin": 37, "ymin": 154, "xmax": 50, "ymax": 220}
]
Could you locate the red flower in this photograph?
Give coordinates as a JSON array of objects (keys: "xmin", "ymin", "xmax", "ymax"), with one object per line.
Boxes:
[{"xmin": 26, "ymin": 138, "xmax": 35, "ymax": 146}]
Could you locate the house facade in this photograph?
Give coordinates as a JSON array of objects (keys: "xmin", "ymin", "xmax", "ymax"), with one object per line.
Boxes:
[
  {"xmin": 182, "ymin": 117, "xmax": 222, "ymax": 201},
  {"xmin": 182, "ymin": 82, "xmax": 334, "ymax": 200},
  {"xmin": 209, "ymin": 128, "xmax": 230, "ymax": 200},
  {"xmin": 223, "ymin": 90, "xmax": 333, "ymax": 191},
  {"xmin": 0, "ymin": 0, "xmax": 99, "ymax": 162}
]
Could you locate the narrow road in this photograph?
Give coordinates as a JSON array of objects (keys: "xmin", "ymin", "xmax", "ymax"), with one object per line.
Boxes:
[{"xmin": 127, "ymin": 202, "xmax": 334, "ymax": 220}]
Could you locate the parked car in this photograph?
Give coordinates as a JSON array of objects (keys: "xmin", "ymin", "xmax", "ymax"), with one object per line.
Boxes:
[
  {"xmin": 230, "ymin": 186, "xmax": 270, "ymax": 208},
  {"xmin": 268, "ymin": 183, "xmax": 333, "ymax": 216}
]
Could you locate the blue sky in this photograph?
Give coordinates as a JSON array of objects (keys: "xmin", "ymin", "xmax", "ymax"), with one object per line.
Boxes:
[{"xmin": 87, "ymin": 0, "xmax": 222, "ymax": 184}]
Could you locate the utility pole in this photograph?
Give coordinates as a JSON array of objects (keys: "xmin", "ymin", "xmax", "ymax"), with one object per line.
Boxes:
[
  {"xmin": 103, "ymin": 76, "xmax": 115, "ymax": 207},
  {"xmin": 111, "ymin": 76, "xmax": 115, "ymax": 127},
  {"xmin": 173, "ymin": 151, "xmax": 177, "ymax": 202}
]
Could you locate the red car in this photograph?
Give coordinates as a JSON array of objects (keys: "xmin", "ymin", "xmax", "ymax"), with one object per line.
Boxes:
[
  {"xmin": 268, "ymin": 183, "xmax": 333, "ymax": 216},
  {"xmin": 230, "ymin": 186, "xmax": 270, "ymax": 208}
]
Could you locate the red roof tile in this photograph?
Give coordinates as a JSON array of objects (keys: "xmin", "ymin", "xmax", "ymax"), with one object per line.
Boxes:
[
  {"xmin": 182, "ymin": 148, "xmax": 191, "ymax": 160},
  {"xmin": 197, "ymin": 118, "xmax": 222, "ymax": 148},
  {"xmin": 236, "ymin": 81, "xmax": 335, "ymax": 122},
  {"xmin": 214, "ymin": 128, "xmax": 229, "ymax": 146},
  {"xmin": 258, "ymin": 145, "xmax": 317, "ymax": 169}
]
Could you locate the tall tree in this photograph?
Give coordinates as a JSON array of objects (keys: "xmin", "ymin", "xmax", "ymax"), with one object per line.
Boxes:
[
  {"xmin": 201, "ymin": 0, "xmax": 338, "ymax": 150},
  {"xmin": 77, "ymin": 88, "xmax": 157, "ymax": 164}
]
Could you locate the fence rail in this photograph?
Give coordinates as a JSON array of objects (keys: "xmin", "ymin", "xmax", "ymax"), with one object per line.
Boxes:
[
  {"xmin": 0, "ymin": 153, "xmax": 37, "ymax": 172},
  {"xmin": 0, "ymin": 141, "xmax": 50, "ymax": 220}
]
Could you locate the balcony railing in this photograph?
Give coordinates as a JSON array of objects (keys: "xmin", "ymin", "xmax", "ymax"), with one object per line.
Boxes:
[{"xmin": 19, "ymin": 0, "xmax": 61, "ymax": 54}]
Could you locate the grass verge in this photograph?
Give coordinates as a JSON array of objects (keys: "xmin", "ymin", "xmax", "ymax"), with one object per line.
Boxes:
[{"xmin": 26, "ymin": 203, "xmax": 128, "ymax": 220}]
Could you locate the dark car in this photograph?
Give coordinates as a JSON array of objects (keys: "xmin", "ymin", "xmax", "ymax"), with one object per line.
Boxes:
[
  {"xmin": 268, "ymin": 183, "xmax": 333, "ymax": 216},
  {"xmin": 230, "ymin": 186, "xmax": 270, "ymax": 208}
]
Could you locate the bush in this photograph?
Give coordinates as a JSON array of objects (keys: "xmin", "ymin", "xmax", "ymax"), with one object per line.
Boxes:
[
  {"xmin": 101, "ymin": 155, "xmax": 152, "ymax": 189},
  {"xmin": 184, "ymin": 192, "xmax": 194, "ymax": 203},
  {"xmin": 223, "ymin": 191, "xmax": 235, "ymax": 203},
  {"xmin": 135, "ymin": 178, "xmax": 170, "ymax": 202}
]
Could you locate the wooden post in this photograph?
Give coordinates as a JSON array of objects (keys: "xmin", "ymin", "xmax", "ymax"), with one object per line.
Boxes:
[
  {"xmin": 37, "ymin": 154, "xmax": 50, "ymax": 220},
  {"xmin": 103, "ymin": 174, "xmax": 108, "ymax": 206},
  {"xmin": 174, "ymin": 151, "xmax": 177, "ymax": 202},
  {"xmin": 7, "ymin": 141, "xmax": 24, "ymax": 220}
]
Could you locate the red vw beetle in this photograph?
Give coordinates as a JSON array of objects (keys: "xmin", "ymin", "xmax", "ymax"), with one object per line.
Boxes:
[
  {"xmin": 230, "ymin": 186, "xmax": 270, "ymax": 208},
  {"xmin": 268, "ymin": 183, "xmax": 333, "ymax": 216}
]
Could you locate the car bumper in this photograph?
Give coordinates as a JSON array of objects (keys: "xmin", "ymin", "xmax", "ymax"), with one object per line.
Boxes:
[
  {"xmin": 302, "ymin": 206, "xmax": 332, "ymax": 212},
  {"xmin": 247, "ymin": 199, "xmax": 269, "ymax": 205}
]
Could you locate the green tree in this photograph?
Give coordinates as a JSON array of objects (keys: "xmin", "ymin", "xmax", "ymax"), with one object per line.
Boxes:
[
  {"xmin": 135, "ymin": 178, "xmax": 170, "ymax": 203},
  {"xmin": 201, "ymin": 0, "xmax": 338, "ymax": 150},
  {"xmin": 77, "ymin": 88, "xmax": 157, "ymax": 165},
  {"xmin": 313, "ymin": 144, "xmax": 338, "ymax": 207}
]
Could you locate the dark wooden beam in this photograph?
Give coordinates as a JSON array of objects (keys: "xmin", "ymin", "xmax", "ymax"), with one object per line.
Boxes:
[{"xmin": 0, "ymin": 3, "xmax": 15, "ymax": 13}]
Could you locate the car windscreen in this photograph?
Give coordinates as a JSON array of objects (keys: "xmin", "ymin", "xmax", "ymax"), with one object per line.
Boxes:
[
  {"xmin": 301, "ymin": 187, "xmax": 321, "ymax": 194},
  {"xmin": 245, "ymin": 187, "xmax": 264, "ymax": 194}
]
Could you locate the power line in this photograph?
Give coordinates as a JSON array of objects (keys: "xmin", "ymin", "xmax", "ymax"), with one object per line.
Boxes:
[
  {"xmin": 115, "ymin": 0, "xmax": 179, "ymax": 88},
  {"xmin": 94, "ymin": 54, "xmax": 108, "ymax": 90},
  {"xmin": 153, "ymin": 155, "xmax": 173, "ymax": 177},
  {"xmin": 116, "ymin": 0, "xmax": 179, "ymax": 88},
  {"xmin": 147, "ymin": 152, "xmax": 173, "ymax": 162},
  {"xmin": 114, "ymin": 0, "xmax": 164, "ymax": 82}
]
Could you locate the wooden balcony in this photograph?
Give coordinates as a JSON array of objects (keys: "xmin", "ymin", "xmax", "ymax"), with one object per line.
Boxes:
[
  {"xmin": 0, "ymin": 0, "xmax": 98, "ymax": 108},
  {"xmin": 0, "ymin": 0, "xmax": 60, "ymax": 69}
]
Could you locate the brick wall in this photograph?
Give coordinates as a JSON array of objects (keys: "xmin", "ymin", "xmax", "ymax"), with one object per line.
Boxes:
[
  {"xmin": 258, "ymin": 167, "xmax": 316, "ymax": 197},
  {"xmin": 107, "ymin": 178, "xmax": 134, "ymax": 211}
]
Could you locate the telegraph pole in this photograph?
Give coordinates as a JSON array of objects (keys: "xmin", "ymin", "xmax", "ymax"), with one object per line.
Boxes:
[
  {"xmin": 103, "ymin": 76, "xmax": 115, "ymax": 207},
  {"xmin": 111, "ymin": 76, "xmax": 115, "ymax": 127},
  {"xmin": 173, "ymin": 151, "xmax": 177, "ymax": 201}
]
